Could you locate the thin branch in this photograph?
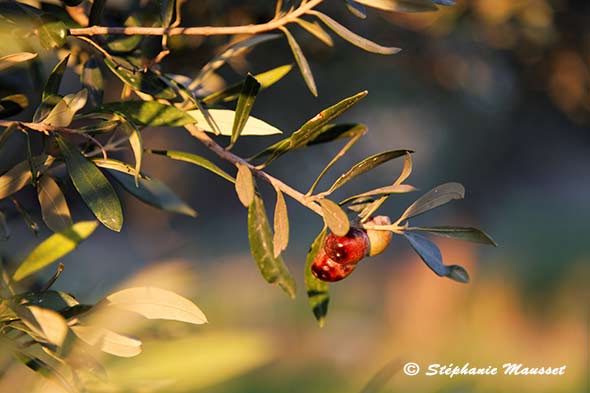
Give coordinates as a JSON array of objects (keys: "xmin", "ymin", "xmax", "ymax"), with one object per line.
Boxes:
[
  {"xmin": 184, "ymin": 124, "xmax": 324, "ymax": 217},
  {"xmin": 69, "ymin": 0, "xmax": 324, "ymax": 37}
]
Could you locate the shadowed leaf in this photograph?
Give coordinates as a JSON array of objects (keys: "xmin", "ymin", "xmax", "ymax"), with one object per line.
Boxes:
[
  {"xmin": 0, "ymin": 52, "xmax": 38, "ymax": 72},
  {"xmin": 295, "ymin": 18, "xmax": 333, "ymax": 46},
  {"xmin": 81, "ymin": 58, "xmax": 104, "ymax": 107},
  {"xmin": 37, "ymin": 174, "xmax": 73, "ymax": 232},
  {"xmin": 0, "ymin": 94, "xmax": 28, "ymax": 118},
  {"xmin": 147, "ymin": 149, "xmax": 234, "ymax": 183},
  {"xmin": 98, "ymin": 100, "xmax": 196, "ymax": 127},
  {"xmin": 409, "ymin": 226, "xmax": 497, "ymax": 246},
  {"xmin": 355, "ymin": 0, "xmax": 438, "ymax": 12},
  {"xmin": 231, "ymin": 74, "xmax": 261, "ymax": 147},
  {"xmin": 304, "ymin": 228, "xmax": 329, "ymax": 327},
  {"xmin": 280, "ymin": 26, "xmax": 317, "ymax": 96},
  {"xmin": 104, "ymin": 57, "xmax": 178, "ymax": 100},
  {"xmin": 399, "ymin": 182, "xmax": 465, "ymax": 222}
]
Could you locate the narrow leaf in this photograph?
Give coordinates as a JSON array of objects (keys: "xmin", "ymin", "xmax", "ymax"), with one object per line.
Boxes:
[
  {"xmin": 235, "ymin": 164, "xmax": 255, "ymax": 207},
  {"xmin": 399, "ymin": 182, "xmax": 465, "ymax": 222},
  {"xmin": 319, "ymin": 198, "xmax": 350, "ymax": 236},
  {"xmin": 13, "ymin": 221, "xmax": 98, "ymax": 281},
  {"xmin": 311, "ymin": 11, "xmax": 401, "ymax": 54},
  {"xmin": 57, "ymin": 137, "xmax": 123, "ymax": 232},
  {"xmin": 104, "ymin": 57, "xmax": 178, "ymax": 100},
  {"xmin": 147, "ymin": 149, "xmax": 234, "ymax": 183},
  {"xmin": 0, "ymin": 156, "xmax": 52, "ymax": 200},
  {"xmin": 304, "ymin": 228, "xmax": 329, "ymax": 327},
  {"xmin": 248, "ymin": 194, "xmax": 296, "ymax": 298},
  {"xmin": 105, "ymin": 286, "xmax": 207, "ymax": 324},
  {"xmin": 340, "ymin": 184, "xmax": 417, "ymax": 205},
  {"xmin": 328, "ymin": 149, "xmax": 411, "ymax": 193},
  {"xmin": 0, "ymin": 94, "xmax": 29, "ymax": 118},
  {"xmin": 295, "ymin": 18, "xmax": 334, "ymax": 46},
  {"xmin": 231, "ymin": 74, "xmax": 261, "ymax": 147},
  {"xmin": 280, "ymin": 26, "xmax": 317, "ymax": 96},
  {"xmin": 0, "ymin": 52, "xmax": 38, "ymax": 72},
  {"xmin": 97, "ymin": 100, "xmax": 196, "ymax": 127},
  {"xmin": 18, "ymin": 305, "xmax": 69, "ymax": 346},
  {"xmin": 118, "ymin": 116, "xmax": 143, "ymax": 186},
  {"xmin": 37, "ymin": 174, "xmax": 73, "ymax": 232},
  {"xmin": 345, "ymin": 0, "xmax": 368, "ymax": 19},
  {"xmin": 41, "ymin": 55, "xmax": 70, "ymax": 102},
  {"xmin": 44, "ymin": 89, "xmax": 88, "ymax": 127},
  {"xmin": 81, "ymin": 58, "xmax": 104, "ymax": 107},
  {"xmin": 159, "ymin": 0, "xmax": 175, "ymax": 26},
  {"xmin": 72, "ymin": 326, "xmax": 142, "ymax": 357},
  {"xmin": 354, "ymin": 0, "xmax": 438, "ymax": 12},
  {"xmin": 186, "ymin": 108, "xmax": 282, "ymax": 136},
  {"xmin": 272, "ymin": 189, "xmax": 289, "ymax": 258},
  {"xmin": 408, "ymin": 226, "xmax": 497, "ymax": 246}
]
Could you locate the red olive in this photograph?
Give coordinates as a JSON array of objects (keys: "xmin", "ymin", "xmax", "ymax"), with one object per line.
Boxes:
[
  {"xmin": 311, "ymin": 248, "xmax": 357, "ymax": 282},
  {"xmin": 324, "ymin": 227, "xmax": 369, "ymax": 265}
]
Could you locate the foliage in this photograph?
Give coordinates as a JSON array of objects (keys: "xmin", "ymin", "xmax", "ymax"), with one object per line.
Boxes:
[{"xmin": 0, "ymin": 0, "xmax": 496, "ymax": 390}]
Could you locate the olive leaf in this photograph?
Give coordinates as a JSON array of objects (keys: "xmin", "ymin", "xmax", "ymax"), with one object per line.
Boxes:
[
  {"xmin": 97, "ymin": 100, "xmax": 196, "ymax": 127},
  {"xmin": 230, "ymin": 74, "xmax": 261, "ymax": 148},
  {"xmin": 159, "ymin": 0, "xmax": 175, "ymax": 27},
  {"xmin": 408, "ymin": 226, "xmax": 497, "ymax": 246},
  {"xmin": 345, "ymin": 0, "xmax": 368, "ymax": 19},
  {"xmin": 147, "ymin": 149, "xmax": 234, "ymax": 183},
  {"xmin": 398, "ymin": 182, "xmax": 465, "ymax": 222},
  {"xmin": 81, "ymin": 58, "xmax": 104, "ymax": 107},
  {"xmin": 15, "ymin": 305, "xmax": 69, "ymax": 346},
  {"xmin": 279, "ymin": 26, "xmax": 317, "ymax": 96},
  {"xmin": 0, "ymin": 156, "xmax": 52, "ymax": 200},
  {"xmin": 37, "ymin": 174, "xmax": 73, "ymax": 233},
  {"xmin": 186, "ymin": 108, "xmax": 282, "ymax": 136},
  {"xmin": 0, "ymin": 52, "xmax": 38, "ymax": 72},
  {"xmin": 42, "ymin": 54, "xmax": 69, "ymax": 102},
  {"xmin": 354, "ymin": 0, "xmax": 438, "ymax": 12},
  {"xmin": 304, "ymin": 228, "xmax": 329, "ymax": 327},
  {"xmin": 294, "ymin": 18, "xmax": 334, "ymax": 46},
  {"xmin": 340, "ymin": 184, "xmax": 417, "ymax": 205},
  {"xmin": 235, "ymin": 164, "xmax": 255, "ymax": 207},
  {"xmin": 319, "ymin": 198, "xmax": 350, "ymax": 236},
  {"xmin": 13, "ymin": 221, "xmax": 99, "ymax": 281},
  {"xmin": 272, "ymin": 189, "xmax": 289, "ymax": 258},
  {"xmin": 117, "ymin": 116, "xmax": 143, "ymax": 186},
  {"xmin": 57, "ymin": 137, "xmax": 123, "ymax": 232},
  {"xmin": 248, "ymin": 194, "xmax": 296, "ymax": 298},
  {"xmin": 72, "ymin": 325, "xmax": 142, "ymax": 358},
  {"xmin": 44, "ymin": 89, "xmax": 88, "ymax": 127},
  {"xmin": 104, "ymin": 57, "xmax": 178, "ymax": 100},
  {"xmin": 38, "ymin": 19, "xmax": 68, "ymax": 49}
]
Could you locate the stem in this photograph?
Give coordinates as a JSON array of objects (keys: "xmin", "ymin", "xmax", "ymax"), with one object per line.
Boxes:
[
  {"xmin": 184, "ymin": 124, "xmax": 324, "ymax": 217},
  {"xmin": 69, "ymin": 0, "xmax": 324, "ymax": 37}
]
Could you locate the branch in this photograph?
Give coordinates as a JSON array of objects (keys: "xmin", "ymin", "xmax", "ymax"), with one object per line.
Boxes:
[
  {"xmin": 68, "ymin": 0, "xmax": 324, "ymax": 37},
  {"xmin": 184, "ymin": 124, "xmax": 325, "ymax": 217}
]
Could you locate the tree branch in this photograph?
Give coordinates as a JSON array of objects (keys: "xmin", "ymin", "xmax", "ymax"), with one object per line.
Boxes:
[{"xmin": 68, "ymin": 0, "xmax": 324, "ymax": 37}]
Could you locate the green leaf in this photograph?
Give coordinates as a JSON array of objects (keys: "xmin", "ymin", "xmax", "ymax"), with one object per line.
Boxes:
[
  {"xmin": 280, "ymin": 26, "xmax": 317, "ymax": 96},
  {"xmin": 57, "ymin": 137, "xmax": 123, "ymax": 232},
  {"xmin": 311, "ymin": 11, "xmax": 401, "ymax": 54},
  {"xmin": 42, "ymin": 54, "xmax": 69, "ymax": 102},
  {"xmin": 354, "ymin": 0, "xmax": 438, "ymax": 12},
  {"xmin": 248, "ymin": 194, "xmax": 296, "ymax": 298},
  {"xmin": 345, "ymin": 0, "xmax": 368, "ymax": 19},
  {"xmin": 37, "ymin": 174, "xmax": 73, "ymax": 233},
  {"xmin": 81, "ymin": 58, "xmax": 104, "ymax": 107},
  {"xmin": 0, "ymin": 94, "xmax": 28, "ymax": 118},
  {"xmin": 408, "ymin": 226, "xmax": 497, "ymax": 246},
  {"xmin": 272, "ymin": 189, "xmax": 289, "ymax": 258},
  {"xmin": 97, "ymin": 100, "xmax": 196, "ymax": 127},
  {"xmin": 398, "ymin": 182, "xmax": 465, "ymax": 222},
  {"xmin": 72, "ymin": 325, "xmax": 142, "ymax": 357},
  {"xmin": 0, "ymin": 156, "xmax": 52, "ymax": 200},
  {"xmin": 318, "ymin": 198, "xmax": 350, "ymax": 236},
  {"xmin": 159, "ymin": 0, "xmax": 175, "ymax": 26},
  {"xmin": 104, "ymin": 57, "xmax": 178, "ymax": 100},
  {"xmin": 117, "ymin": 116, "xmax": 143, "ymax": 186},
  {"xmin": 402, "ymin": 231, "xmax": 469, "ymax": 283},
  {"xmin": 105, "ymin": 286, "xmax": 207, "ymax": 324},
  {"xmin": 13, "ymin": 221, "xmax": 98, "ymax": 281},
  {"xmin": 230, "ymin": 74, "xmax": 261, "ymax": 148},
  {"xmin": 235, "ymin": 164, "xmax": 255, "ymax": 207},
  {"xmin": 17, "ymin": 290, "xmax": 79, "ymax": 313},
  {"xmin": 340, "ymin": 184, "xmax": 417, "ymax": 205},
  {"xmin": 186, "ymin": 108, "xmax": 282, "ymax": 136},
  {"xmin": 0, "ymin": 52, "xmax": 38, "ymax": 72},
  {"xmin": 304, "ymin": 228, "xmax": 329, "ymax": 327},
  {"xmin": 203, "ymin": 64, "xmax": 293, "ymax": 105},
  {"xmin": 78, "ymin": 120, "xmax": 120, "ymax": 134},
  {"xmin": 38, "ymin": 19, "xmax": 68, "ymax": 49},
  {"xmin": 252, "ymin": 92, "xmax": 368, "ymax": 164},
  {"xmin": 328, "ymin": 149, "xmax": 411, "ymax": 193},
  {"xmin": 43, "ymin": 89, "xmax": 88, "ymax": 127},
  {"xmin": 295, "ymin": 18, "xmax": 334, "ymax": 46},
  {"xmin": 99, "ymin": 163, "xmax": 198, "ymax": 218},
  {"xmin": 105, "ymin": 16, "xmax": 142, "ymax": 53},
  {"xmin": 147, "ymin": 149, "xmax": 234, "ymax": 183}
]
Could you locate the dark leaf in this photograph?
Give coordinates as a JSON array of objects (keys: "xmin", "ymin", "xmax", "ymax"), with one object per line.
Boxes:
[
  {"xmin": 355, "ymin": 0, "xmax": 438, "ymax": 12},
  {"xmin": 37, "ymin": 174, "xmax": 73, "ymax": 232},
  {"xmin": 230, "ymin": 74, "xmax": 261, "ymax": 148},
  {"xmin": 159, "ymin": 0, "xmax": 175, "ymax": 26},
  {"xmin": 57, "ymin": 137, "xmax": 123, "ymax": 232},
  {"xmin": 42, "ymin": 54, "xmax": 69, "ymax": 101},
  {"xmin": 104, "ymin": 57, "xmax": 178, "ymax": 100},
  {"xmin": 294, "ymin": 18, "xmax": 333, "ymax": 46},
  {"xmin": 0, "ymin": 156, "xmax": 52, "ymax": 200},
  {"xmin": 409, "ymin": 226, "xmax": 497, "ymax": 246},
  {"xmin": 280, "ymin": 27, "xmax": 317, "ymax": 96},
  {"xmin": 96, "ymin": 100, "xmax": 195, "ymax": 126},
  {"xmin": 0, "ymin": 94, "xmax": 28, "ymax": 118},
  {"xmin": 16, "ymin": 290, "xmax": 79, "ymax": 313},
  {"xmin": 399, "ymin": 182, "xmax": 465, "ymax": 222},
  {"xmin": 81, "ymin": 58, "xmax": 103, "ymax": 107},
  {"xmin": 147, "ymin": 149, "xmax": 234, "ymax": 183},
  {"xmin": 89, "ymin": 0, "xmax": 106, "ymax": 25},
  {"xmin": 248, "ymin": 194, "xmax": 296, "ymax": 298},
  {"xmin": 304, "ymin": 228, "xmax": 329, "ymax": 327}
]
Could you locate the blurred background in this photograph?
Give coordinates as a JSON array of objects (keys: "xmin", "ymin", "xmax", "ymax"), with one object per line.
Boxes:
[{"xmin": 0, "ymin": 0, "xmax": 588, "ymax": 392}]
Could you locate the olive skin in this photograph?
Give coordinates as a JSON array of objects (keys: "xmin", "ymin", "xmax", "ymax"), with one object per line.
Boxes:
[
  {"xmin": 311, "ymin": 248, "xmax": 357, "ymax": 282},
  {"xmin": 324, "ymin": 227, "xmax": 369, "ymax": 265}
]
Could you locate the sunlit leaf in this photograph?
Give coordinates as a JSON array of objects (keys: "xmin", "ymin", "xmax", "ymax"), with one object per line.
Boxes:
[
  {"xmin": 186, "ymin": 108, "xmax": 282, "ymax": 136},
  {"xmin": 355, "ymin": 0, "xmax": 438, "ymax": 12},
  {"xmin": 328, "ymin": 149, "xmax": 411, "ymax": 193},
  {"xmin": 203, "ymin": 64, "xmax": 293, "ymax": 105},
  {"xmin": 147, "ymin": 149, "xmax": 234, "ymax": 183},
  {"xmin": 311, "ymin": 11, "xmax": 401, "ymax": 54},
  {"xmin": 345, "ymin": 0, "xmax": 368, "ymax": 19},
  {"xmin": 280, "ymin": 26, "xmax": 317, "ymax": 96},
  {"xmin": 81, "ymin": 58, "xmax": 104, "ymax": 107},
  {"xmin": 42, "ymin": 54, "xmax": 69, "ymax": 102},
  {"xmin": 248, "ymin": 194, "xmax": 296, "ymax": 298},
  {"xmin": 105, "ymin": 286, "xmax": 207, "ymax": 324},
  {"xmin": 398, "ymin": 182, "xmax": 465, "ymax": 222},
  {"xmin": 0, "ymin": 52, "xmax": 38, "ymax": 72},
  {"xmin": 38, "ymin": 19, "xmax": 68, "ymax": 49},
  {"xmin": 72, "ymin": 325, "xmax": 142, "ymax": 357},
  {"xmin": 235, "ymin": 164, "xmax": 255, "ymax": 207},
  {"xmin": 17, "ymin": 305, "xmax": 69, "ymax": 346},
  {"xmin": 304, "ymin": 228, "xmax": 329, "ymax": 327},
  {"xmin": 104, "ymin": 57, "xmax": 178, "ymax": 100},
  {"xmin": 231, "ymin": 74, "xmax": 261, "ymax": 147},
  {"xmin": 318, "ymin": 198, "xmax": 350, "ymax": 236},
  {"xmin": 0, "ymin": 156, "xmax": 52, "ymax": 200},
  {"xmin": 272, "ymin": 189, "xmax": 289, "ymax": 258},
  {"xmin": 58, "ymin": 137, "xmax": 123, "ymax": 232},
  {"xmin": 97, "ymin": 100, "xmax": 196, "ymax": 127},
  {"xmin": 0, "ymin": 94, "xmax": 28, "ymax": 118},
  {"xmin": 403, "ymin": 231, "xmax": 469, "ymax": 283},
  {"xmin": 37, "ymin": 174, "xmax": 73, "ymax": 232},
  {"xmin": 340, "ymin": 184, "xmax": 417, "ymax": 205},
  {"xmin": 44, "ymin": 89, "xmax": 88, "ymax": 127},
  {"xmin": 117, "ymin": 116, "xmax": 143, "ymax": 186},
  {"xmin": 13, "ymin": 221, "xmax": 98, "ymax": 281},
  {"xmin": 408, "ymin": 226, "xmax": 497, "ymax": 246},
  {"xmin": 105, "ymin": 16, "xmax": 143, "ymax": 53},
  {"xmin": 295, "ymin": 18, "xmax": 333, "ymax": 46}
]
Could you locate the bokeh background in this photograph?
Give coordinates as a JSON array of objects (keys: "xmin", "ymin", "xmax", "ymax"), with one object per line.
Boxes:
[{"xmin": 0, "ymin": 0, "xmax": 589, "ymax": 392}]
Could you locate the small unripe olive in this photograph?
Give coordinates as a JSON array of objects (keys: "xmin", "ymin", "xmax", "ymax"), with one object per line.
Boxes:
[
  {"xmin": 366, "ymin": 215, "xmax": 392, "ymax": 257},
  {"xmin": 311, "ymin": 248, "xmax": 357, "ymax": 282},
  {"xmin": 324, "ymin": 227, "xmax": 369, "ymax": 265}
]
